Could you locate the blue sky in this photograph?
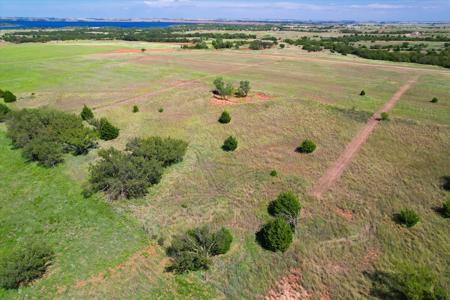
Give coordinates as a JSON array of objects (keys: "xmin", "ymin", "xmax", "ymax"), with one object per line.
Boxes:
[{"xmin": 1, "ymin": 0, "xmax": 450, "ymax": 21}]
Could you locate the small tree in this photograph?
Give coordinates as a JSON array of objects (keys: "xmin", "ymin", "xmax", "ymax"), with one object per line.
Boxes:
[
  {"xmin": 395, "ymin": 209, "xmax": 420, "ymax": 227},
  {"xmin": 0, "ymin": 242, "xmax": 54, "ymax": 289},
  {"xmin": 80, "ymin": 105, "xmax": 94, "ymax": 121},
  {"xmin": 218, "ymin": 111, "xmax": 231, "ymax": 124},
  {"xmin": 270, "ymin": 170, "xmax": 277, "ymax": 177},
  {"xmin": 132, "ymin": 105, "xmax": 139, "ymax": 113},
  {"xmin": 442, "ymin": 200, "xmax": 450, "ymax": 218},
  {"xmin": 158, "ymin": 107, "xmax": 164, "ymax": 113},
  {"xmin": 360, "ymin": 90, "xmax": 366, "ymax": 96},
  {"xmin": 3, "ymin": 90, "xmax": 17, "ymax": 103},
  {"xmin": 213, "ymin": 77, "xmax": 233, "ymax": 99},
  {"xmin": 141, "ymin": 48, "xmax": 146, "ymax": 53},
  {"xmin": 222, "ymin": 136, "xmax": 238, "ymax": 152},
  {"xmin": 258, "ymin": 218, "xmax": 293, "ymax": 252},
  {"xmin": 98, "ymin": 118, "xmax": 119, "ymax": 141},
  {"xmin": 269, "ymin": 192, "xmax": 302, "ymax": 230},
  {"xmin": 431, "ymin": 97, "xmax": 438, "ymax": 103},
  {"xmin": 279, "ymin": 43, "xmax": 285, "ymax": 49},
  {"xmin": 236, "ymin": 80, "xmax": 251, "ymax": 97},
  {"xmin": 0, "ymin": 103, "xmax": 10, "ymax": 122},
  {"xmin": 297, "ymin": 139, "xmax": 316, "ymax": 153},
  {"xmin": 380, "ymin": 112, "xmax": 390, "ymax": 121}
]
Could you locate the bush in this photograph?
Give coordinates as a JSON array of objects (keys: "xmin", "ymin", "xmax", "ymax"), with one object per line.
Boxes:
[
  {"xmin": 213, "ymin": 77, "xmax": 234, "ymax": 99},
  {"xmin": 126, "ymin": 136, "xmax": 188, "ymax": 167},
  {"xmin": 98, "ymin": 118, "xmax": 119, "ymax": 140},
  {"xmin": 167, "ymin": 226, "xmax": 232, "ymax": 273},
  {"xmin": 2, "ymin": 90, "xmax": 17, "ymax": 103},
  {"xmin": 6, "ymin": 108, "xmax": 97, "ymax": 166},
  {"xmin": 360, "ymin": 90, "xmax": 366, "ymax": 96},
  {"xmin": 88, "ymin": 148, "xmax": 163, "ymax": 200},
  {"xmin": 132, "ymin": 105, "xmax": 139, "ymax": 113},
  {"xmin": 218, "ymin": 111, "xmax": 231, "ymax": 124},
  {"xmin": 158, "ymin": 107, "xmax": 164, "ymax": 113},
  {"xmin": 395, "ymin": 209, "xmax": 420, "ymax": 227},
  {"xmin": 258, "ymin": 218, "xmax": 293, "ymax": 252},
  {"xmin": 380, "ymin": 112, "xmax": 390, "ymax": 121},
  {"xmin": 270, "ymin": 170, "xmax": 277, "ymax": 177},
  {"xmin": 442, "ymin": 200, "xmax": 450, "ymax": 218},
  {"xmin": 269, "ymin": 192, "xmax": 302, "ymax": 230},
  {"xmin": 80, "ymin": 105, "xmax": 94, "ymax": 121},
  {"xmin": 297, "ymin": 139, "xmax": 316, "ymax": 153},
  {"xmin": 0, "ymin": 243, "xmax": 54, "ymax": 289},
  {"xmin": 222, "ymin": 136, "xmax": 238, "ymax": 152},
  {"xmin": 0, "ymin": 103, "xmax": 10, "ymax": 122},
  {"xmin": 279, "ymin": 43, "xmax": 285, "ymax": 49},
  {"xmin": 431, "ymin": 97, "xmax": 439, "ymax": 103},
  {"xmin": 236, "ymin": 80, "xmax": 250, "ymax": 97}
]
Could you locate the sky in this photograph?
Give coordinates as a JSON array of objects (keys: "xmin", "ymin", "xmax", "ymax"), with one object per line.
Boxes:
[{"xmin": 1, "ymin": 0, "xmax": 450, "ymax": 21}]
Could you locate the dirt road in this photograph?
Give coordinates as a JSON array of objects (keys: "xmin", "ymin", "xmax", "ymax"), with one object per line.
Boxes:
[{"xmin": 310, "ymin": 76, "xmax": 419, "ymax": 199}]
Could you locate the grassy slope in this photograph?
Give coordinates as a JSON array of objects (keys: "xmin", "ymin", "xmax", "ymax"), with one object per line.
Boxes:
[{"xmin": 0, "ymin": 41, "xmax": 449, "ymax": 299}]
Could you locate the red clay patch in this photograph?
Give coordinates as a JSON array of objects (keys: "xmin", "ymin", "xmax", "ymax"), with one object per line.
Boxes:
[
  {"xmin": 265, "ymin": 268, "xmax": 311, "ymax": 300},
  {"xmin": 210, "ymin": 92, "xmax": 272, "ymax": 106},
  {"xmin": 335, "ymin": 207, "xmax": 353, "ymax": 221}
]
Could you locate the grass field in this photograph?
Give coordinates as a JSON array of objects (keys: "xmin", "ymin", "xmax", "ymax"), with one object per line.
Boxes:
[{"xmin": 0, "ymin": 40, "xmax": 449, "ymax": 299}]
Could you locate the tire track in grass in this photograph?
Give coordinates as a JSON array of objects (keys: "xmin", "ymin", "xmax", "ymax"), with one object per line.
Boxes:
[{"xmin": 310, "ymin": 75, "xmax": 419, "ymax": 199}]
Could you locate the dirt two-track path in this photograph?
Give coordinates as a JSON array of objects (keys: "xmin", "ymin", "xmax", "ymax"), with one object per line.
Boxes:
[{"xmin": 310, "ymin": 75, "xmax": 419, "ymax": 199}]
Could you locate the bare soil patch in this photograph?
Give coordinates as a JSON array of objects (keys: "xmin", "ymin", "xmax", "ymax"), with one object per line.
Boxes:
[
  {"xmin": 265, "ymin": 268, "xmax": 311, "ymax": 300},
  {"xmin": 335, "ymin": 207, "xmax": 353, "ymax": 221}
]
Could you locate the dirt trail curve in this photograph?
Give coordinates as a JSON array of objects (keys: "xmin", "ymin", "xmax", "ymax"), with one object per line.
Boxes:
[
  {"xmin": 92, "ymin": 61, "xmax": 268, "ymax": 112},
  {"xmin": 310, "ymin": 76, "xmax": 419, "ymax": 199}
]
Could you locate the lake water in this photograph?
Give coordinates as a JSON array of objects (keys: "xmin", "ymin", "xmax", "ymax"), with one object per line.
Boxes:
[{"xmin": 0, "ymin": 20, "xmax": 185, "ymax": 30}]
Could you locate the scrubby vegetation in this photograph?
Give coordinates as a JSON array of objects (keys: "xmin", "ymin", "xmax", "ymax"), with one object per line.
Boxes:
[
  {"xmin": 218, "ymin": 111, "xmax": 231, "ymax": 124},
  {"xmin": 80, "ymin": 104, "xmax": 94, "ymax": 121},
  {"xmin": 257, "ymin": 218, "xmax": 293, "ymax": 252},
  {"xmin": 167, "ymin": 226, "xmax": 232, "ymax": 273},
  {"xmin": 6, "ymin": 108, "xmax": 97, "ymax": 166},
  {"xmin": 88, "ymin": 136, "xmax": 187, "ymax": 200},
  {"xmin": 0, "ymin": 103, "xmax": 11, "ymax": 122},
  {"xmin": 297, "ymin": 139, "xmax": 317, "ymax": 153},
  {"xmin": 2, "ymin": 90, "xmax": 17, "ymax": 103},
  {"xmin": 222, "ymin": 136, "xmax": 238, "ymax": 152},
  {"xmin": 441, "ymin": 200, "xmax": 450, "ymax": 218},
  {"xmin": 395, "ymin": 209, "xmax": 420, "ymax": 227},
  {"xmin": 98, "ymin": 118, "xmax": 120, "ymax": 141},
  {"xmin": 0, "ymin": 242, "xmax": 54, "ymax": 290}
]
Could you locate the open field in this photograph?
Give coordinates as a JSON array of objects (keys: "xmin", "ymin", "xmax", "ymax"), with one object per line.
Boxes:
[{"xmin": 0, "ymin": 40, "xmax": 449, "ymax": 299}]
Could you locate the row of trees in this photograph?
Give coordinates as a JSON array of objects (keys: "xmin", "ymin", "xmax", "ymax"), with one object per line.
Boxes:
[{"xmin": 213, "ymin": 77, "xmax": 251, "ymax": 99}]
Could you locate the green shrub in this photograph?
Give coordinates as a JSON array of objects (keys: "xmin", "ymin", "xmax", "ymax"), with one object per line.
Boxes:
[
  {"xmin": 0, "ymin": 243, "xmax": 54, "ymax": 289},
  {"xmin": 442, "ymin": 200, "xmax": 450, "ymax": 218},
  {"xmin": 395, "ymin": 209, "xmax": 420, "ymax": 227},
  {"xmin": 132, "ymin": 105, "xmax": 139, "ymax": 113},
  {"xmin": 360, "ymin": 90, "xmax": 366, "ymax": 96},
  {"xmin": 98, "ymin": 118, "xmax": 119, "ymax": 140},
  {"xmin": 218, "ymin": 111, "xmax": 231, "ymax": 124},
  {"xmin": 270, "ymin": 170, "xmax": 277, "ymax": 177},
  {"xmin": 158, "ymin": 107, "xmax": 164, "ymax": 113},
  {"xmin": 89, "ymin": 148, "xmax": 163, "ymax": 200},
  {"xmin": 430, "ymin": 97, "xmax": 438, "ymax": 103},
  {"xmin": 213, "ymin": 77, "xmax": 234, "ymax": 99},
  {"xmin": 0, "ymin": 89, "xmax": 4, "ymax": 98},
  {"xmin": 2, "ymin": 90, "xmax": 17, "ymax": 103},
  {"xmin": 126, "ymin": 136, "xmax": 188, "ymax": 167},
  {"xmin": 80, "ymin": 105, "xmax": 94, "ymax": 121},
  {"xmin": 297, "ymin": 139, "xmax": 316, "ymax": 153},
  {"xmin": 6, "ymin": 108, "xmax": 97, "ymax": 166},
  {"xmin": 258, "ymin": 218, "xmax": 293, "ymax": 252},
  {"xmin": 380, "ymin": 112, "xmax": 390, "ymax": 121},
  {"xmin": 279, "ymin": 43, "xmax": 285, "ymax": 49},
  {"xmin": 0, "ymin": 103, "xmax": 10, "ymax": 122},
  {"xmin": 269, "ymin": 192, "xmax": 302, "ymax": 230},
  {"xmin": 222, "ymin": 136, "xmax": 238, "ymax": 152},
  {"xmin": 236, "ymin": 80, "xmax": 250, "ymax": 97},
  {"xmin": 167, "ymin": 226, "xmax": 232, "ymax": 273}
]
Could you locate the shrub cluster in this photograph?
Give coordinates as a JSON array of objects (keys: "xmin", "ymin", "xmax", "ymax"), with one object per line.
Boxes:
[
  {"xmin": 6, "ymin": 108, "xmax": 98, "ymax": 167},
  {"xmin": 80, "ymin": 104, "xmax": 94, "ymax": 121},
  {"xmin": 0, "ymin": 103, "xmax": 11, "ymax": 122},
  {"xmin": 258, "ymin": 192, "xmax": 301, "ymax": 252},
  {"xmin": 88, "ymin": 136, "xmax": 187, "ymax": 200},
  {"xmin": 297, "ymin": 139, "xmax": 317, "ymax": 154},
  {"xmin": 395, "ymin": 209, "xmax": 420, "ymax": 227},
  {"xmin": 222, "ymin": 136, "xmax": 238, "ymax": 152},
  {"xmin": 213, "ymin": 77, "xmax": 251, "ymax": 99},
  {"xmin": 0, "ymin": 243, "xmax": 54, "ymax": 289},
  {"xmin": 79, "ymin": 105, "xmax": 120, "ymax": 141},
  {"xmin": 167, "ymin": 226, "xmax": 232, "ymax": 273},
  {"xmin": 1, "ymin": 90, "xmax": 17, "ymax": 103}
]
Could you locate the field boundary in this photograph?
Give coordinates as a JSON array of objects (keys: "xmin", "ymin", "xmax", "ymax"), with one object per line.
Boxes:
[{"xmin": 310, "ymin": 75, "xmax": 419, "ymax": 198}]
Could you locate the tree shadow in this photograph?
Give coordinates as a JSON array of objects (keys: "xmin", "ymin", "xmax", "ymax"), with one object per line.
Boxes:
[{"xmin": 441, "ymin": 176, "xmax": 450, "ymax": 191}]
